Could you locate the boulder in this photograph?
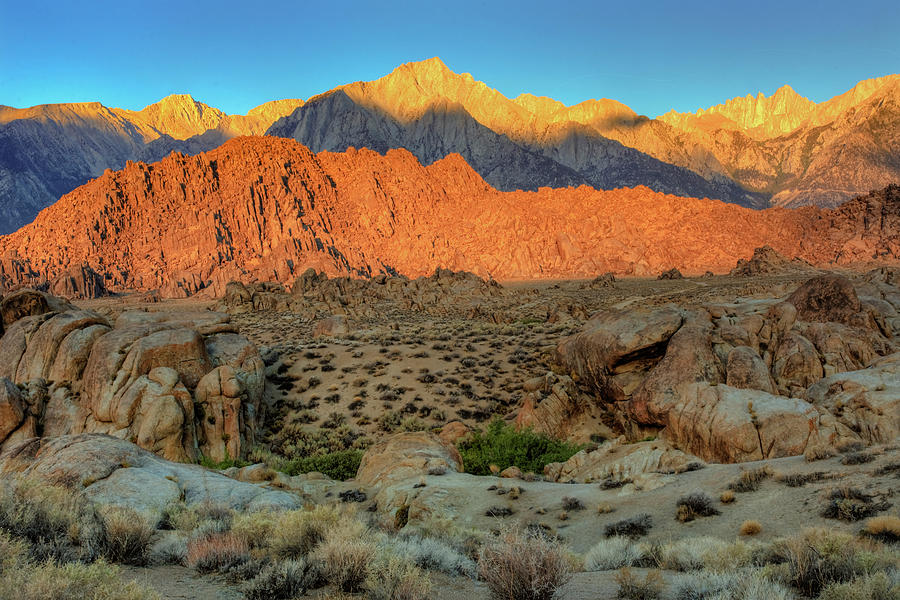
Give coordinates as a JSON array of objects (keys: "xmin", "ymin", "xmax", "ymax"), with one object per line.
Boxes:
[
  {"xmin": 0, "ymin": 288, "xmax": 74, "ymax": 328},
  {"xmin": 661, "ymin": 383, "xmax": 851, "ymax": 463},
  {"xmin": 438, "ymin": 421, "xmax": 471, "ymax": 446},
  {"xmin": 0, "ymin": 379, "xmax": 25, "ymax": 445},
  {"xmin": 657, "ymin": 268, "xmax": 684, "ymax": 280},
  {"xmin": 0, "ymin": 434, "xmax": 300, "ymax": 524},
  {"xmin": 355, "ymin": 432, "xmax": 464, "ymax": 529},
  {"xmin": 805, "ymin": 352, "xmax": 900, "ymax": 444},
  {"xmin": 726, "ymin": 346, "xmax": 777, "ymax": 394},
  {"xmin": 555, "ymin": 305, "xmax": 684, "ymax": 402},
  {"xmin": 543, "ymin": 437, "xmax": 700, "ymax": 488},
  {"xmin": 356, "ymin": 431, "xmax": 463, "ymax": 488}
]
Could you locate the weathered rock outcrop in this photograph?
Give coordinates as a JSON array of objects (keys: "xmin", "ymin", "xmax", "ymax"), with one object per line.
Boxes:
[
  {"xmin": 1, "ymin": 137, "xmax": 898, "ymax": 296},
  {"xmin": 555, "ymin": 274, "xmax": 900, "ymax": 463},
  {"xmin": 0, "ymin": 290, "xmax": 264, "ymax": 463},
  {"xmin": 0, "ymin": 434, "xmax": 300, "ymax": 523},
  {"xmin": 223, "ymin": 267, "xmax": 507, "ymax": 320},
  {"xmin": 356, "ymin": 432, "xmax": 463, "ymax": 527}
]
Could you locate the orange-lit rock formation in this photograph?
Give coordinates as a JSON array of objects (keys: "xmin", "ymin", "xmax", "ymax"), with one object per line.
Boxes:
[{"xmin": 0, "ymin": 137, "xmax": 897, "ymax": 297}]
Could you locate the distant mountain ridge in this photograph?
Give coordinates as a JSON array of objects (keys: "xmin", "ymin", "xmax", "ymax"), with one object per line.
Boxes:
[
  {"xmin": 0, "ymin": 137, "xmax": 897, "ymax": 299},
  {"xmin": 1, "ymin": 59, "xmax": 898, "ymax": 233}
]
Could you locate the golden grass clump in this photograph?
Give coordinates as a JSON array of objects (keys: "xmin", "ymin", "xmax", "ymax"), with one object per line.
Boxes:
[
  {"xmin": 739, "ymin": 520, "xmax": 762, "ymax": 536},
  {"xmin": 720, "ymin": 490, "xmax": 735, "ymax": 504}
]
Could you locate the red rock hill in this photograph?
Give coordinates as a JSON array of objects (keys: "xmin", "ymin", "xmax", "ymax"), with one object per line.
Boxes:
[{"xmin": 1, "ymin": 137, "xmax": 897, "ymax": 296}]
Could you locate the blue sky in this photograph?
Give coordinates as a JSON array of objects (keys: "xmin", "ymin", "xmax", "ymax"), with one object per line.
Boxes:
[{"xmin": 2, "ymin": 0, "xmax": 898, "ymax": 117}]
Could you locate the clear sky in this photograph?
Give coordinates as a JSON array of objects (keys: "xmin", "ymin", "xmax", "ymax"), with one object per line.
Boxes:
[{"xmin": 2, "ymin": 0, "xmax": 898, "ymax": 117}]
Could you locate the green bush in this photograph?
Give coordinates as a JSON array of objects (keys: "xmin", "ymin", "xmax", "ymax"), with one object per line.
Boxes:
[
  {"xmin": 198, "ymin": 454, "xmax": 251, "ymax": 470},
  {"xmin": 284, "ymin": 450, "xmax": 363, "ymax": 481},
  {"xmin": 456, "ymin": 419, "xmax": 582, "ymax": 476}
]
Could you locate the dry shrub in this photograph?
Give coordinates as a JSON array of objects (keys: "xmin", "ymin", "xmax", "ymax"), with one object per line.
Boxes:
[
  {"xmin": 774, "ymin": 470, "xmax": 832, "ymax": 487},
  {"xmin": 584, "ymin": 536, "xmax": 644, "ymax": 571},
  {"xmin": 728, "ymin": 466, "xmax": 772, "ymax": 492},
  {"xmin": 821, "ymin": 487, "xmax": 888, "ymax": 522},
  {"xmin": 388, "ymin": 534, "xmax": 477, "ymax": 577},
  {"xmin": 243, "ymin": 558, "xmax": 323, "ymax": 600},
  {"xmin": 671, "ymin": 569, "xmax": 792, "ymax": 600},
  {"xmin": 561, "ymin": 496, "xmax": 585, "ymax": 511},
  {"xmin": 740, "ymin": 520, "xmax": 762, "ymax": 536},
  {"xmin": 604, "ymin": 514, "xmax": 653, "ymax": 538},
  {"xmin": 615, "ymin": 567, "xmax": 663, "ymax": 600},
  {"xmin": 477, "ymin": 529, "xmax": 571, "ymax": 600},
  {"xmin": 365, "ymin": 556, "xmax": 432, "ymax": 600},
  {"xmin": 231, "ymin": 510, "xmax": 278, "ymax": 549},
  {"xmin": 186, "ymin": 532, "xmax": 250, "ymax": 573},
  {"xmin": 657, "ymin": 536, "xmax": 735, "ymax": 571},
  {"xmin": 271, "ymin": 505, "xmax": 341, "ymax": 558},
  {"xmin": 675, "ymin": 492, "xmax": 720, "ymax": 522},
  {"xmin": 315, "ymin": 521, "xmax": 376, "ymax": 593},
  {"xmin": 806, "ymin": 443, "xmax": 838, "ymax": 462},
  {"xmin": 98, "ymin": 506, "xmax": 154, "ymax": 565},
  {"xmin": 863, "ymin": 515, "xmax": 900, "ymax": 544},
  {"xmin": 597, "ymin": 503, "xmax": 615, "ymax": 514},
  {"xmin": 719, "ymin": 490, "xmax": 735, "ymax": 503}
]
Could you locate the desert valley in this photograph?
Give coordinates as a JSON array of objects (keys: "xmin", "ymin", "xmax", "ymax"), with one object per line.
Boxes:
[{"xmin": 0, "ymin": 7, "xmax": 899, "ymax": 599}]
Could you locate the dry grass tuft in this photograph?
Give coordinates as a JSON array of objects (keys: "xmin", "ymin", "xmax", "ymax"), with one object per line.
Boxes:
[
  {"xmin": 739, "ymin": 520, "xmax": 762, "ymax": 536},
  {"xmin": 614, "ymin": 567, "xmax": 663, "ymax": 600},
  {"xmin": 186, "ymin": 532, "xmax": 250, "ymax": 573},
  {"xmin": 719, "ymin": 490, "xmax": 735, "ymax": 504},
  {"xmin": 863, "ymin": 515, "xmax": 900, "ymax": 543}
]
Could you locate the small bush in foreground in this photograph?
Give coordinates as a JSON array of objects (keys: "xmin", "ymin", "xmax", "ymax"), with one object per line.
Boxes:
[
  {"xmin": 656, "ymin": 536, "xmax": 737, "ymax": 572},
  {"xmin": 769, "ymin": 528, "xmax": 891, "ymax": 596},
  {"xmin": 584, "ymin": 537, "xmax": 644, "ymax": 571},
  {"xmin": 316, "ymin": 522, "xmax": 376, "ymax": 593},
  {"xmin": 389, "ymin": 534, "xmax": 477, "ymax": 577},
  {"xmin": 99, "ymin": 506, "xmax": 154, "ymax": 565},
  {"xmin": 615, "ymin": 567, "xmax": 663, "ymax": 600},
  {"xmin": 271, "ymin": 505, "xmax": 341, "ymax": 559},
  {"xmin": 841, "ymin": 451, "xmax": 875, "ymax": 465},
  {"xmin": 720, "ymin": 490, "xmax": 735, "ymax": 503},
  {"xmin": 477, "ymin": 529, "xmax": 571, "ymax": 600},
  {"xmin": 675, "ymin": 492, "xmax": 720, "ymax": 522},
  {"xmin": 186, "ymin": 532, "xmax": 250, "ymax": 573},
  {"xmin": 562, "ymin": 496, "xmax": 585, "ymax": 511},
  {"xmin": 605, "ymin": 514, "xmax": 653, "ymax": 538},
  {"xmin": 671, "ymin": 569, "xmax": 792, "ymax": 600},
  {"xmin": 457, "ymin": 419, "xmax": 582, "ymax": 475},
  {"xmin": 365, "ymin": 556, "xmax": 432, "ymax": 600},
  {"xmin": 728, "ymin": 466, "xmax": 772, "ymax": 492},
  {"xmin": 243, "ymin": 559, "xmax": 323, "ymax": 600}
]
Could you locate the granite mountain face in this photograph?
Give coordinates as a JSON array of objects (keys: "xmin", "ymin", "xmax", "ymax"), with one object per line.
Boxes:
[{"xmin": 2, "ymin": 59, "xmax": 898, "ymax": 233}]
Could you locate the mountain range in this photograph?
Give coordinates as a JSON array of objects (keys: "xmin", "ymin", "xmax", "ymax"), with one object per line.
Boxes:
[
  {"xmin": 1, "ymin": 58, "xmax": 898, "ymax": 234},
  {"xmin": 0, "ymin": 136, "xmax": 897, "ymax": 297}
]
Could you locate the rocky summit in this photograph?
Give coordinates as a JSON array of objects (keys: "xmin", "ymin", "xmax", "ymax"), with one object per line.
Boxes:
[
  {"xmin": 3, "ymin": 59, "xmax": 900, "ymax": 234},
  {"xmin": 0, "ymin": 137, "xmax": 898, "ymax": 298}
]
